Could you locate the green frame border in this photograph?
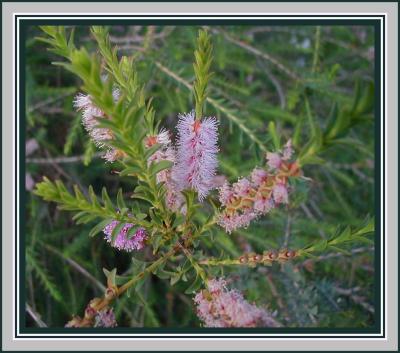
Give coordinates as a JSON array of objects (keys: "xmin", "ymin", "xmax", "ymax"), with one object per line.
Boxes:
[{"xmin": 17, "ymin": 15, "xmax": 384, "ymax": 338}]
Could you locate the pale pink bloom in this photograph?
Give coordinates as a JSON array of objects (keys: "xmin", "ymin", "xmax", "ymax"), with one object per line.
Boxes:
[
  {"xmin": 266, "ymin": 152, "xmax": 282, "ymax": 170},
  {"xmin": 148, "ymin": 147, "xmax": 176, "ymax": 184},
  {"xmin": 218, "ymin": 182, "xmax": 234, "ymax": 207},
  {"xmin": 103, "ymin": 220, "xmax": 147, "ymax": 252},
  {"xmin": 94, "ymin": 308, "xmax": 117, "ymax": 328},
  {"xmin": 194, "ymin": 278, "xmax": 279, "ymax": 328},
  {"xmin": 173, "ymin": 111, "xmax": 219, "ymax": 201},
  {"xmin": 217, "ymin": 211, "xmax": 257, "ymax": 234},
  {"xmin": 145, "ymin": 129, "xmax": 186, "ymax": 213},
  {"xmin": 103, "ymin": 148, "xmax": 122, "ymax": 163},
  {"xmin": 253, "ymin": 195, "xmax": 275, "ymax": 213},
  {"xmin": 74, "ymin": 90, "xmax": 120, "ymax": 161},
  {"xmin": 272, "ymin": 183, "xmax": 288, "ymax": 204},
  {"xmin": 232, "ymin": 178, "xmax": 252, "ymax": 197},
  {"xmin": 282, "ymin": 139, "xmax": 294, "ymax": 160},
  {"xmin": 155, "ymin": 128, "xmax": 171, "ymax": 146},
  {"xmin": 250, "ymin": 168, "xmax": 268, "ymax": 186},
  {"xmin": 144, "ymin": 128, "xmax": 171, "ymax": 148}
]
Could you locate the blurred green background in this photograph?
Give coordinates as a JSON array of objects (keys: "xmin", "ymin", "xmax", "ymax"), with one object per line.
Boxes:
[{"xmin": 25, "ymin": 24, "xmax": 375, "ymax": 328}]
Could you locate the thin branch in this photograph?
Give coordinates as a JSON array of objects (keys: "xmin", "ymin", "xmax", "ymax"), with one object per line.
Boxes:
[
  {"xmin": 26, "ymin": 152, "xmax": 102, "ymax": 164},
  {"xmin": 26, "ymin": 303, "xmax": 47, "ymax": 328},
  {"xmin": 212, "ymin": 28, "xmax": 300, "ymax": 81}
]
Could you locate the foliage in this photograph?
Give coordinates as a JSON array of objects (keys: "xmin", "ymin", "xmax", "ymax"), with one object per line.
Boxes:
[{"xmin": 25, "ymin": 24, "xmax": 375, "ymax": 328}]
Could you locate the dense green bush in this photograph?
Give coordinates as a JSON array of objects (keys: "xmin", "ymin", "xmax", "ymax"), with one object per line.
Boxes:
[{"xmin": 26, "ymin": 24, "xmax": 375, "ymax": 328}]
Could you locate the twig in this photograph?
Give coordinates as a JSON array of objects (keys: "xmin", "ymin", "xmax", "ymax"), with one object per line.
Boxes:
[
  {"xmin": 297, "ymin": 246, "xmax": 374, "ymax": 269},
  {"xmin": 43, "ymin": 244, "xmax": 106, "ymax": 292},
  {"xmin": 334, "ymin": 286, "xmax": 375, "ymax": 314},
  {"xmin": 26, "ymin": 152, "xmax": 102, "ymax": 164},
  {"xmin": 300, "ymin": 203, "xmax": 327, "ymax": 239},
  {"xmin": 282, "ymin": 214, "xmax": 291, "ymax": 248},
  {"xmin": 255, "ymin": 57, "xmax": 286, "ymax": 109},
  {"xmin": 212, "ymin": 28, "xmax": 300, "ymax": 81},
  {"xmin": 26, "ymin": 303, "xmax": 47, "ymax": 328},
  {"xmin": 28, "ymin": 91, "xmax": 75, "ymax": 114}
]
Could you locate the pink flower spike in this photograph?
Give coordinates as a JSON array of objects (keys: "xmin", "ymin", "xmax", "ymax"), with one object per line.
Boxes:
[
  {"xmin": 253, "ymin": 195, "xmax": 275, "ymax": 214},
  {"xmin": 232, "ymin": 178, "xmax": 252, "ymax": 198},
  {"xmin": 266, "ymin": 152, "xmax": 282, "ymax": 170},
  {"xmin": 194, "ymin": 278, "xmax": 280, "ymax": 328},
  {"xmin": 94, "ymin": 308, "xmax": 117, "ymax": 328},
  {"xmin": 250, "ymin": 168, "xmax": 268, "ymax": 186},
  {"xmin": 218, "ymin": 182, "xmax": 234, "ymax": 206},
  {"xmin": 272, "ymin": 183, "xmax": 289, "ymax": 204},
  {"xmin": 172, "ymin": 111, "xmax": 219, "ymax": 201},
  {"xmin": 103, "ymin": 220, "xmax": 147, "ymax": 252}
]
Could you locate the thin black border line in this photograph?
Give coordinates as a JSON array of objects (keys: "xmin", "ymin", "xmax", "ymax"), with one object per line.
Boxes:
[{"xmin": 15, "ymin": 15, "xmax": 386, "ymax": 339}]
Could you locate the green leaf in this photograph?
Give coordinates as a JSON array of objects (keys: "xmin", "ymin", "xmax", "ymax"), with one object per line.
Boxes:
[
  {"xmin": 184, "ymin": 275, "xmax": 204, "ymax": 294},
  {"xmin": 150, "ymin": 160, "xmax": 174, "ymax": 176},
  {"xmin": 117, "ymin": 189, "xmax": 126, "ymax": 210},
  {"xmin": 268, "ymin": 121, "xmax": 280, "ymax": 150},
  {"xmin": 89, "ymin": 219, "xmax": 112, "ymax": 237},
  {"xmin": 101, "ymin": 187, "xmax": 114, "ymax": 213}
]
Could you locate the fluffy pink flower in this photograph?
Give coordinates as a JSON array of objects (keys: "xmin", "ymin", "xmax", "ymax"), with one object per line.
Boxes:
[
  {"xmin": 218, "ymin": 182, "xmax": 234, "ymax": 207},
  {"xmin": 272, "ymin": 183, "xmax": 289, "ymax": 204},
  {"xmin": 217, "ymin": 211, "xmax": 257, "ymax": 234},
  {"xmin": 232, "ymin": 177, "xmax": 252, "ymax": 197},
  {"xmin": 172, "ymin": 111, "xmax": 219, "ymax": 201},
  {"xmin": 103, "ymin": 220, "xmax": 147, "ymax": 252},
  {"xmin": 145, "ymin": 129, "xmax": 185, "ymax": 213},
  {"xmin": 74, "ymin": 90, "xmax": 120, "ymax": 162},
  {"xmin": 94, "ymin": 308, "xmax": 117, "ymax": 328},
  {"xmin": 217, "ymin": 141, "xmax": 298, "ymax": 233},
  {"xmin": 194, "ymin": 278, "xmax": 279, "ymax": 328},
  {"xmin": 266, "ymin": 152, "xmax": 282, "ymax": 170},
  {"xmin": 250, "ymin": 168, "xmax": 268, "ymax": 186},
  {"xmin": 253, "ymin": 195, "xmax": 275, "ymax": 213}
]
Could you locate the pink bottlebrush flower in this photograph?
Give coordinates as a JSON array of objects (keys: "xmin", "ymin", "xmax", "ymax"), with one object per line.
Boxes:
[
  {"xmin": 94, "ymin": 308, "xmax": 117, "ymax": 328},
  {"xmin": 103, "ymin": 220, "xmax": 147, "ymax": 252},
  {"xmin": 145, "ymin": 129, "xmax": 186, "ymax": 213},
  {"xmin": 217, "ymin": 211, "xmax": 257, "ymax": 234},
  {"xmin": 173, "ymin": 111, "xmax": 219, "ymax": 201},
  {"xmin": 217, "ymin": 139, "xmax": 298, "ymax": 233},
  {"xmin": 250, "ymin": 168, "xmax": 268, "ymax": 186},
  {"xmin": 74, "ymin": 89, "xmax": 121, "ymax": 162},
  {"xmin": 272, "ymin": 183, "xmax": 289, "ymax": 204},
  {"xmin": 253, "ymin": 195, "xmax": 275, "ymax": 213},
  {"xmin": 219, "ymin": 182, "xmax": 235, "ymax": 207},
  {"xmin": 194, "ymin": 278, "xmax": 280, "ymax": 328},
  {"xmin": 232, "ymin": 177, "xmax": 252, "ymax": 197},
  {"xmin": 74, "ymin": 93, "xmax": 111, "ymax": 146},
  {"xmin": 144, "ymin": 128, "xmax": 171, "ymax": 148},
  {"xmin": 147, "ymin": 145, "xmax": 176, "ymax": 184},
  {"xmin": 266, "ymin": 152, "xmax": 282, "ymax": 170}
]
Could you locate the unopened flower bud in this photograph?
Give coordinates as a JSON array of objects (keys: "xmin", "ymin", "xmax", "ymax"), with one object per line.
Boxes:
[
  {"xmin": 239, "ymin": 255, "xmax": 248, "ymax": 264},
  {"xmin": 105, "ymin": 286, "xmax": 117, "ymax": 300}
]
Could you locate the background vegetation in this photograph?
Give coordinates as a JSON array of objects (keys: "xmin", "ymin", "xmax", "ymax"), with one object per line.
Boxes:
[{"xmin": 25, "ymin": 24, "xmax": 375, "ymax": 328}]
